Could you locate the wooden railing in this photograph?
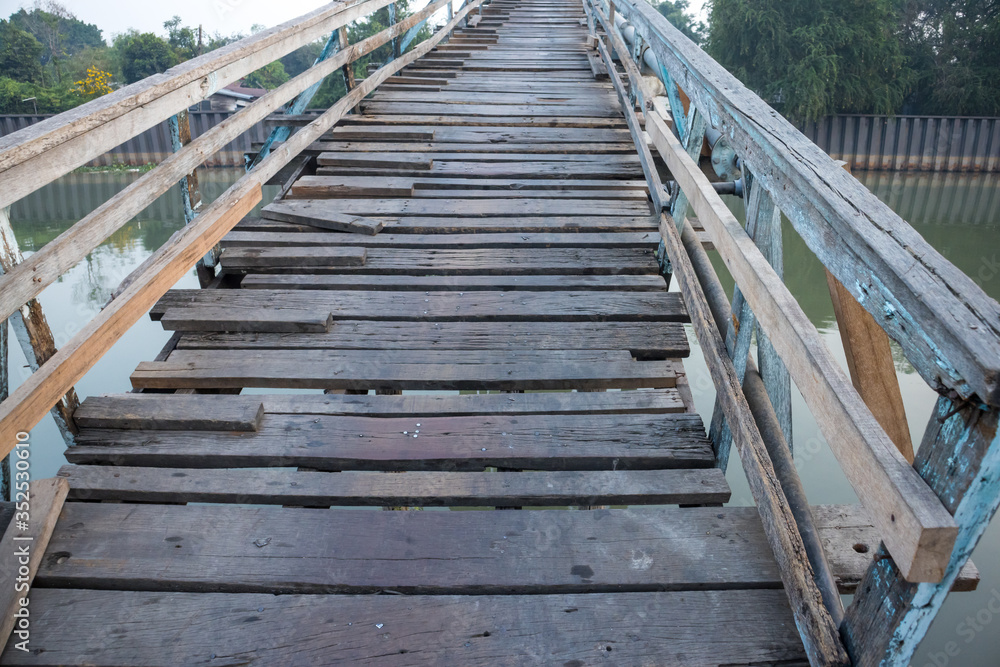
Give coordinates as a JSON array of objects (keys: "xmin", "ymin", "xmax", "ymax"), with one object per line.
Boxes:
[
  {"xmin": 0, "ymin": 0, "xmax": 484, "ymax": 455},
  {"xmin": 581, "ymin": 0, "xmax": 1000, "ymax": 664}
]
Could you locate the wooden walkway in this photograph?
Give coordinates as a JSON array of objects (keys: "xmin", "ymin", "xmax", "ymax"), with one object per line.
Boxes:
[{"xmin": 0, "ymin": 0, "xmax": 986, "ymax": 664}]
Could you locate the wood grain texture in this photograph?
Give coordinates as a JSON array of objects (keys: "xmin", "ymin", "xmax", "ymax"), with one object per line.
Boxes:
[
  {"xmin": 0, "ymin": 478, "xmax": 68, "ymax": 649},
  {"xmin": 0, "ymin": 589, "xmax": 808, "ymax": 666},
  {"xmin": 68, "ymin": 411, "xmax": 710, "ymax": 471},
  {"xmin": 73, "ymin": 395, "xmax": 265, "ymax": 431}
]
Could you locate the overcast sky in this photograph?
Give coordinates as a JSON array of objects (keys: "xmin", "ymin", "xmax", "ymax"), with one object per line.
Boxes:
[{"xmin": 0, "ymin": 0, "xmax": 708, "ymax": 42}]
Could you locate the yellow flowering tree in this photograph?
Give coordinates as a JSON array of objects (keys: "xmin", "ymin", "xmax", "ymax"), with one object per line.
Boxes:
[{"xmin": 74, "ymin": 67, "xmax": 113, "ymax": 98}]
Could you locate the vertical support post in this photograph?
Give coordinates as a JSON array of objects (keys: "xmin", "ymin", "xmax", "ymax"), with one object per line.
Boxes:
[
  {"xmin": 0, "ymin": 207, "xmax": 79, "ymax": 447},
  {"xmin": 605, "ymin": 1, "xmax": 615, "ymax": 57},
  {"xmin": 447, "ymin": 0, "xmax": 454, "ymax": 22},
  {"xmin": 338, "ymin": 27, "xmax": 361, "ymax": 115},
  {"xmin": 842, "ymin": 399, "xmax": 1000, "ymax": 666},
  {"xmin": 0, "ymin": 315, "xmax": 8, "ymax": 501},
  {"xmin": 751, "ymin": 178, "xmax": 793, "ymax": 449},
  {"xmin": 657, "ymin": 107, "xmax": 706, "ymax": 286},
  {"xmin": 825, "ymin": 162, "xmax": 913, "ymax": 461},
  {"xmin": 249, "ymin": 28, "xmax": 345, "ymax": 173},
  {"xmin": 168, "ymin": 111, "xmax": 214, "ymax": 288},
  {"xmin": 388, "ymin": 3, "xmax": 400, "ymax": 59}
]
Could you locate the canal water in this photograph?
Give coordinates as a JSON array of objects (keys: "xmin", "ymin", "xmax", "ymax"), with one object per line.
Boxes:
[{"xmin": 6, "ymin": 167, "xmax": 1000, "ymax": 665}]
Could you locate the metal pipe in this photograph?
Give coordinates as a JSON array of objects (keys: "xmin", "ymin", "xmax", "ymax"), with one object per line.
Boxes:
[
  {"xmin": 679, "ymin": 217, "xmax": 846, "ymax": 626},
  {"xmin": 667, "ymin": 179, "xmax": 743, "ymax": 198}
]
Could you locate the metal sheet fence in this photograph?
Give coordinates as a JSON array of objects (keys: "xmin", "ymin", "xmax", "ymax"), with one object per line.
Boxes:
[
  {"xmin": 0, "ymin": 111, "xmax": 270, "ymax": 168},
  {"xmin": 3, "ymin": 112, "xmax": 998, "ymax": 172},
  {"xmin": 798, "ymin": 115, "xmax": 1000, "ymax": 172}
]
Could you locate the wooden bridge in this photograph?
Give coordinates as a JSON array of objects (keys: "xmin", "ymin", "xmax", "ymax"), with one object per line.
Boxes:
[{"xmin": 1, "ymin": 0, "xmax": 999, "ymax": 664}]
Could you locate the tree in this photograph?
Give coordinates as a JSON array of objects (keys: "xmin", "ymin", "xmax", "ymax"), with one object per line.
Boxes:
[
  {"xmin": 9, "ymin": 2, "xmax": 104, "ymax": 84},
  {"xmin": 243, "ymin": 61, "xmax": 289, "ymax": 90},
  {"xmin": 896, "ymin": 0, "xmax": 1000, "ymax": 115},
  {"xmin": 115, "ymin": 31, "xmax": 176, "ymax": 84},
  {"xmin": 706, "ymin": 0, "xmax": 911, "ymax": 120},
  {"xmin": 653, "ymin": 0, "xmax": 704, "ymax": 44},
  {"xmin": 0, "ymin": 20, "xmax": 44, "ymax": 83}
]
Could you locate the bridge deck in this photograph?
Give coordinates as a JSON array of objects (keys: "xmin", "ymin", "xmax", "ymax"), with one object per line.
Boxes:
[{"xmin": 2, "ymin": 1, "xmax": 916, "ymax": 664}]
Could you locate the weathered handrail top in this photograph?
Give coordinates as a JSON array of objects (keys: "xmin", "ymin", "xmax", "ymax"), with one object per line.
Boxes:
[
  {"xmin": 605, "ymin": 0, "xmax": 1000, "ymax": 407},
  {"xmin": 0, "ymin": 0, "xmax": 379, "ymax": 210}
]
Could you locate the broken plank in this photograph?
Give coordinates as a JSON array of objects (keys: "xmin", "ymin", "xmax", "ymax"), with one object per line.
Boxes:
[{"xmin": 220, "ymin": 246, "xmax": 367, "ymax": 269}]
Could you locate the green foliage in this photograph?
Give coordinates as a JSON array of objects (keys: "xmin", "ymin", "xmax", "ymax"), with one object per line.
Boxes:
[
  {"xmin": 0, "ymin": 76, "xmax": 83, "ymax": 113},
  {"xmin": 0, "ymin": 20, "xmax": 44, "ymax": 83},
  {"xmin": 706, "ymin": 0, "xmax": 911, "ymax": 120},
  {"xmin": 896, "ymin": 0, "xmax": 1000, "ymax": 115},
  {"xmin": 115, "ymin": 31, "xmax": 176, "ymax": 84},
  {"xmin": 9, "ymin": 3, "xmax": 103, "ymax": 84},
  {"xmin": 244, "ymin": 60, "xmax": 290, "ymax": 90},
  {"xmin": 653, "ymin": 0, "xmax": 704, "ymax": 44}
]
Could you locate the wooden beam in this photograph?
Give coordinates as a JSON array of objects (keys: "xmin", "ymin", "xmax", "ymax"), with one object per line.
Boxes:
[
  {"xmin": 646, "ymin": 109, "xmax": 957, "ymax": 583},
  {"xmin": 0, "ymin": 0, "xmax": 397, "ymax": 210},
  {"xmin": 825, "ymin": 162, "xmax": 913, "ymax": 462},
  {"xmin": 612, "ymin": 0, "xmax": 1000, "ymax": 406},
  {"xmin": 0, "ymin": 478, "xmax": 69, "ymax": 651}
]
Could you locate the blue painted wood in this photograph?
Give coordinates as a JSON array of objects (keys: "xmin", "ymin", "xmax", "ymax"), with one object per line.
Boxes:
[
  {"xmin": 842, "ymin": 400, "xmax": 1000, "ymax": 665},
  {"xmin": 659, "ymin": 65, "xmax": 687, "ymax": 144},
  {"xmin": 669, "ymin": 109, "xmax": 707, "ymax": 233},
  {"xmin": 248, "ymin": 29, "xmax": 343, "ymax": 170},
  {"xmin": 167, "ymin": 115, "xmax": 196, "ymax": 225},
  {"xmin": 388, "ymin": 3, "xmax": 399, "ymax": 59}
]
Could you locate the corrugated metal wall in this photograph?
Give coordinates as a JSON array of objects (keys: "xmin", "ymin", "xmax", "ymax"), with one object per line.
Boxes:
[
  {"xmin": 798, "ymin": 115, "xmax": 1000, "ymax": 172},
  {"xmin": 3, "ymin": 112, "xmax": 998, "ymax": 172},
  {"xmin": 0, "ymin": 111, "xmax": 270, "ymax": 167}
]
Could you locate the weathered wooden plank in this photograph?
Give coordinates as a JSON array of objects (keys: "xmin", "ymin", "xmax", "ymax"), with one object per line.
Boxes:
[
  {"xmin": 315, "ymin": 160, "xmax": 644, "ymax": 177},
  {"xmin": 260, "ymin": 201, "xmax": 385, "ymax": 234},
  {"xmin": 246, "ymin": 213, "xmax": 658, "ymax": 234},
  {"xmin": 239, "ymin": 273, "xmax": 666, "ymax": 291},
  {"xmin": 265, "ymin": 197, "xmax": 651, "ymax": 218},
  {"xmin": 220, "ymin": 246, "xmax": 367, "ymax": 269},
  {"xmin": 129, "ymin": 349, "xmax": 681, "ymax": 391},
  {"xmin": 1, "ymin": 589, "xmax": 808, "ymax": 666},
  {"xmin": 277, "ymin": 175, "xmax": 648, "ymax": 195},
  {"xmin": 221, "ymin": 232, "xmax": 659, "ymax": 249},
  {"xmin": 68, "ymin": 412, "xmax": 709, "ymax": 470},
  {"xmin": 338, "ymin": 113, "xmax": 627, "ymax": 127},
  {"xmin": 151, "ymin": 289, "xmax": 688, "ymax": 324},
  {"xmin": 648, "ymin": 111, "xmax": 958, "ymax": 583},
  {"xmin": 173, "ymin": 320, "xmax": 688, "ymax": 360},
  {"xmin": 57, "ymin": 466, "xmax": 729, "ymax": 506},
  {"xmin": 0, "ymin": 479, "xmax": 68, "ymax": 652},
  {"xmin": 73, "ymin": 395, "xmax": 265, "ymax": 431},
  {"xmin": 328, "ymin": 124, "xmax": 631, "ymax": 142},
  {"xmin": 219, "ymin": 247, "xmax": 661, "ymax": 275}
]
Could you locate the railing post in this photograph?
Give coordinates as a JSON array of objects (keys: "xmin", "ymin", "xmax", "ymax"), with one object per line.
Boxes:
[
  {"xmin": 658, "ymin": 107, "xmax": 706, "ymax": 286},
  {"xmin": 168, "ymin": 111, "xmax": 215, "ymax": 288},
  {"xmin": 0, "ymin": 207, "xmax": 79, "ymax": 447},
  {"xmin": 388, "ymin": 3, "xmax": 400, "ymax": 59},
  {"xmin": 842, "ymin": 399, "xmax": 1000, "ymax": 665}
]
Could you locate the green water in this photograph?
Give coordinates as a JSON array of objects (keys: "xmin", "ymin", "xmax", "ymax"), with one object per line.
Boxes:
[{"xmin": 6, "ymin": 167, "xmax": 1000, "ymax": 665}]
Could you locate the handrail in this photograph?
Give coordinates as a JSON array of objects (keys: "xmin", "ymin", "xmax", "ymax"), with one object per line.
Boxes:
[
  {"xmin": 607, "ymin": 0, "xmax": 1000, "ymax": 408},
  {"xmin": 0, "ymin": 0, "xmax": 378, "ymax": 211},
  {"xmin": 0, "ymin": 0, "xmax": 485, "ymax": 454}
]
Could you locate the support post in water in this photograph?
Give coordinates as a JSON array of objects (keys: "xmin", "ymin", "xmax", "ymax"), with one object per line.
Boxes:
[
  {"xmin": 0, "ymin": 207, "xmax": 79, "ymax": 446},
  {"xmin": 168, "ymin": 110, "xmax": 214, "ymax": 287}
]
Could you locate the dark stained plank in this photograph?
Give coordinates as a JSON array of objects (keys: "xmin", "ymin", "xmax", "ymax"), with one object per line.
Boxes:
[
  {"xmin": 57, "ymin": 466, "xmax": 731, "ymax": 506},
  {"xmin": 73, "ymin": 395, "xmax": 265, "ymax": 431},
  {"xmin": 219, "ymin": 247, "xmax": 661, "ymax": 275},
  {"xmin": 220, "ymin": 232, "xmax": 660, "ymax": 249},
  {"xmin": 327, "ymin": 124, "xmax": 632, "ymax": 142},
  {"xmin": 244, "ymin": 213, "xmax": 659, "ymax": 234},
  {"xmin": 0, "ymin": 589, "xmax": 808, "ymax": 666},
  {"xmin": 239, "ymin": 273, "xmax": 667, "ymax": 291},
  {"xmin": 263, "ymin": 197, "xmax": 652, "ymax": 217},
  {"xmin": 339, "ymin": 113, "xmax": 627, "ymax": 127},
  {"xmin": 220, "ymin": 246, "xmax": 366, "ymax": 269},
  {"xmin": 173, "ymin": 320, "xmax": 689, "ymax": 360},
  {"xmin": 233, "ymin": 389, "xmax": 690, "ymax": 417},
  {"xmin": 68, "ymin": 412, "xmax": 710, "ymax": 471},
  {"xmin": 129, "ymin": 349, "xmax": 682, "ymax": 391},
  {"xmin": 313, "ymin": 141, "xmax": 639, "ymax": 154},
  {"xmin": 151, "ymin": 289, "xmax": 688, "ymax": 324}
]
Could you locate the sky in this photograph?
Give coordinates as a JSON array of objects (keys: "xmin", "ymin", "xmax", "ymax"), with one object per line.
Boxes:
[{"xmin": 0, "ymin": 0, "xmax": 709, "ymax": 42}]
